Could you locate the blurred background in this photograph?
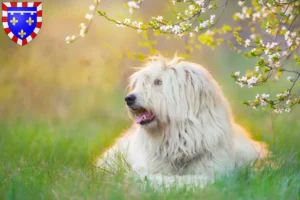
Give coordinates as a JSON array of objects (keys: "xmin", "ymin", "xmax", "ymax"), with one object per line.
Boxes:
[
  {"xmin": 0, "ymin": 1, "xmax": 299, "ymax": 199},
  {"xmin": 1, "ymin": 0, "xmax": 299, "ymax": 157}
]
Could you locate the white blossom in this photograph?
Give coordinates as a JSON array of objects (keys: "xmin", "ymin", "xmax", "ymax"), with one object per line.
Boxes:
[
  {"xmin": 79, "ymin": 23, "xmax": 86, "ymax": 29},
  {"xmin": 250, "ymin": 34, "xmax": 256, "ymax": 40},
  {"xmin": 195, "ymin": 0, "xmax": 205, "ymax": 6},
  {"xmin": 66, "ymin": 35, "xmax": 76, "ymax": 43},
  {"xmin": 261, "ymin": 93, "xmax": 270, "ymax": 99},
  {"xmin": 244, "ymin": 39, "xmax": 250, "ymax": 47},
  {"xmin": 124, "ymin": 18, "xmax": 131, "ymax": 24},
  {"xmin": 287, "ymin": 76, "xmax": 293, "ymax": 82},
  {"xmin": 132, "ymin": 21, "xmax": 143, "ymax": 29},
  {"xmin": 286, "ymin": 37, "xmax": 293, "ymax": 46},
  {"xmin": 116, "ymin": 21, "xmax": 125, "ymax": 28},
  {"xmin": 210, "ymin": 15, "xmax": 216, "ymax": 24},
  {"xmin": 238, "ymin": 1, "xmax": 245, "ymax": 6},
  {"xmin": 80, "ymin": 29, "xmax": 86, "ymax": 37},
  {"xmin": 240, "ymin": 76, "xmax": 247, "ymax": 82},
  {"xmin": 264, "ymin": 48, "xmax": 269, "ymax": 55},
  {"xmin": 160, "ymin": 25, "xmax": 172, "ymax": 32},
  {"xmin": 128, "ymin": 1, "xmax": 139, "ymax": 9},
  {"xmin": 247, "ymin": 75, "xmax": 260, "ymax": 88},
  {"xmin": 172, "ymin": 25, "xmax": 181, "ymax": 34},
  {"xmin": 189, "ymin": 5, "xmax": 195, "ymax": 10},
  {"xmin": 199, "ymin": 20, "xmax": 209, "ymax": 28},
  {"xmin": 89, "ymin": 5, "xmax": 95, "ymax": 11},
  {"xmin": 237, "ymin": 82, "xmax": 245, "ymax": 88},
  {"xmin": 85, "ymin": 13, "xmax": 93, "ymax": 20},
  {"xmin": 284, "ymin": 90, "xmax": 290, "ymax": 96},
  {"xmin": 242, "ymin": 6, "xmax": 250, "ymax": 18},
  {"xmin": 156, "ymin": 16, "xmax": 163, "ymax": 22},
  {"xmin": 127, "ymin": 1, "xmax": 140, "ymax": 14},
  {"xmin": 260, "ymin": 100, "xmax": 267, "ymax": 107},
  {"xmin": 277, "ymin": 90, "xmax": 290, "ymax": 98},
  {"xmin": 274, "ymin": 108, "xmax": 283, "ymax": 113},
  {"xmin": 79, "ymin": 23, "xmax": 87, "ymax": 37},
  {"xmin": 236, "ymin": 13, "xmax": 245, "ymax": 20},
  {"xmin": 252, "ymin": 12, "xmax": 261, "ymax": 21},
  {"xmin": 66, "ymin": 36, "xmax": 71, "ymax": 43},
  {"xmin": 274, "ymin": 61, "xmax": 280, "ymax": 68},
  {"xmin": 234, "ymin": 71, "xmax": 240, "ymax": 76},
  {"xmin": 285, "ymin": 31, "xmax": 290, "ymax": 40}
]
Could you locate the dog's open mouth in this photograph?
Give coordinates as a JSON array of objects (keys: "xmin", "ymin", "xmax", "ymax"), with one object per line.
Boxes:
[{"xmin": 134, "ymin": 109, "xmax": 155, "ymax": 125}]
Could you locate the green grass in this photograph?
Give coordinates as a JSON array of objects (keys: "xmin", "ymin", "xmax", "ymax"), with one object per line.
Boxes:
[{"xmin": 0, "ymin": 109, "xmax": 300, "ymax": 200}]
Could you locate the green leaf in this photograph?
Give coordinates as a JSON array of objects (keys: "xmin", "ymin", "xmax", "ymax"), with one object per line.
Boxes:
[{"xmin": 98, "ymin": 11, "xmax": 106, "ymax": 16}]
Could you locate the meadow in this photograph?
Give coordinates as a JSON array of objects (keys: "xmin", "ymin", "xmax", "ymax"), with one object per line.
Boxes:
[
  {"xmin": 0, "ymin": 91, "xmax": 300, "ymax": 200},
  {"xmin": 1, "ymin": 0, "xmax": 300, "ymax": 199}
]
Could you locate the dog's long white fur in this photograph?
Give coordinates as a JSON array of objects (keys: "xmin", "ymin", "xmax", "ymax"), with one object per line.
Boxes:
[{"xmin": 97, "ymin": 56, "xmax": 268, "ymax": 188}]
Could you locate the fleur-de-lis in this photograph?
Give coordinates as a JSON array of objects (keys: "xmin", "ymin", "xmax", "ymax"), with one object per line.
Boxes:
[
  {"xmin": 26, "ymin": 17, "xmax": 34, "ymax": 26},
  {"xmin": 10, "ymin": 17, "xmax": 18, "ymax": 26},
  {"xmin": 18, "ymin": 29, "xmax": 26, "ymax": 38}
]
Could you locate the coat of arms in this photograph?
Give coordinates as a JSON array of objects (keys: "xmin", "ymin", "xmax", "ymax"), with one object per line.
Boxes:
[{"xmin": 2, "ymin": 2, "xmax": 42, "ymax": 46}]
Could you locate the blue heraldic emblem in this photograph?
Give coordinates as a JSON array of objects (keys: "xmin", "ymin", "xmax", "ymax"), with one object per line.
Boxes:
[{"xmin": 2, "ymin": 2, "xmax": 42, "ymax": 46}]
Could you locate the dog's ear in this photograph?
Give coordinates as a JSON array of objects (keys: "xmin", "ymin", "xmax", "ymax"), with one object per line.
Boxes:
[
  {"xmin": 184, "ymin": 67, "xmax": 222, "ymax": 114},
  {"xmin": 184, "ymin": 69, "xmax": 191, "ymax": 80}
]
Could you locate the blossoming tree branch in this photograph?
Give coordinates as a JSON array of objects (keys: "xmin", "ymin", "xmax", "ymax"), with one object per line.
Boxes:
[{"xmin": 66, "ymin": 0, "xmax": 300, "ymax": 113}]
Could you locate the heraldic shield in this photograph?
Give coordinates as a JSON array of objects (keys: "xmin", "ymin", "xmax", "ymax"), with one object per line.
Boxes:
[{"xmin": 2, "ymin": 2, "xmax": 42, "ymax": 46}]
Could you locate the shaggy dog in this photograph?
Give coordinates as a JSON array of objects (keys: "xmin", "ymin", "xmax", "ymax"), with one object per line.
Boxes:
[{"xmin": 97, "ymin": 56, "xmax": 268, "ymax": 188}]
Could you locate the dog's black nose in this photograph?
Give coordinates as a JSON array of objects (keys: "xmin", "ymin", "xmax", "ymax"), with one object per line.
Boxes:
[{"xmin": 125, "ymin": 94, "xmax": 136, "ymax": 106}]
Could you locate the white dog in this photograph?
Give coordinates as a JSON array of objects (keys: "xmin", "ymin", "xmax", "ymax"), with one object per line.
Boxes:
[{"xmin": 97, "ymin": 55, "xmax": 268, "ymax": 188}]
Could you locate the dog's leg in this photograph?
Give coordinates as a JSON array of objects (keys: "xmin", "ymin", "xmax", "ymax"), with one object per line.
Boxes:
[
  {"xmin": 137, "ymin": 172, "xmax": 213, "ymax": 189},
  {"xmin": 96, "ymin": 139, "xmax": 132, "ymax": 174}
]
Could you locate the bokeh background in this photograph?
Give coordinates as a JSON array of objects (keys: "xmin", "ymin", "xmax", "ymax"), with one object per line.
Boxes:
[{"xmin": 0, "ymin": 0, "xmax": 299, "ymax": 199}]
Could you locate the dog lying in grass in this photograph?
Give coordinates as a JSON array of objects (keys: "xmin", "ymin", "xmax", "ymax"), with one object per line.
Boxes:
[{"xmin": 97, "ymin": 55, "xmax": 268, "ymax": 188}]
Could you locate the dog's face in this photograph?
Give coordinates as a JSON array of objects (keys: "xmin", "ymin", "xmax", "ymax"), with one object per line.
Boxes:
[{"xmin": 125, "ymin": 56, "xmax": 221, "ymax": 130}]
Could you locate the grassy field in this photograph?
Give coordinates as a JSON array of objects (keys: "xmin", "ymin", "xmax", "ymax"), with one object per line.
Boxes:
[{"xmin": 0, "ymin": 99, "xmax": 300, "ymax": 199}]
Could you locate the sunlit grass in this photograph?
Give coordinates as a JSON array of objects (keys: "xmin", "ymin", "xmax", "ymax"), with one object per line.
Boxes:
[{"xmin": 0, "ymin": 105, "xmax": 299, "ymax": 200}]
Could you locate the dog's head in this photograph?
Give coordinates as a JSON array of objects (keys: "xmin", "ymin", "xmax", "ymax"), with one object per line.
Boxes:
[{"xmin": 125, "ymin": 55, "xmax": 228, "ymax": 130}]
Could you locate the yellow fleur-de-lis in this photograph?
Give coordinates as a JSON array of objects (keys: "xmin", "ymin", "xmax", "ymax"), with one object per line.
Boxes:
[
  {"xmin": 26, "ymin": 17, "xmax": 34, "ymax": 26},
  {"xmin": 18, "ymin": 29, "xmax": 26, "ymax": 38},
  {"xmin": 10, "ymin": 17, "xmax": 18, "ymax": 26}
]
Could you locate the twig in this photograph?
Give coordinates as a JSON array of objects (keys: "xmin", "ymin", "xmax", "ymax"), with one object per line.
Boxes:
[
  {"xmin": 98, "ymin": 0, "xmax": 229, "ymax": 36},
  {"xmin": 274, "ymin": 1, "xmax": 291, "ymax": 40},
  {"xmin": 288, "ymin": 74, "xmax": 300, "ymax": 94}
]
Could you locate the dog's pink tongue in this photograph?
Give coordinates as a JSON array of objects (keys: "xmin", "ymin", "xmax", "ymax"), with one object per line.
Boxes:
[{"xmin": 136, "ymin": 112, "xmax": 152, "ymax": 124}]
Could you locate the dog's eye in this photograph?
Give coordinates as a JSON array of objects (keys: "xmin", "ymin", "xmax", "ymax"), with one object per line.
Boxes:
[{"xmin": 154, "ymin": 79, "xmax": 162, "ymax": 85}]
